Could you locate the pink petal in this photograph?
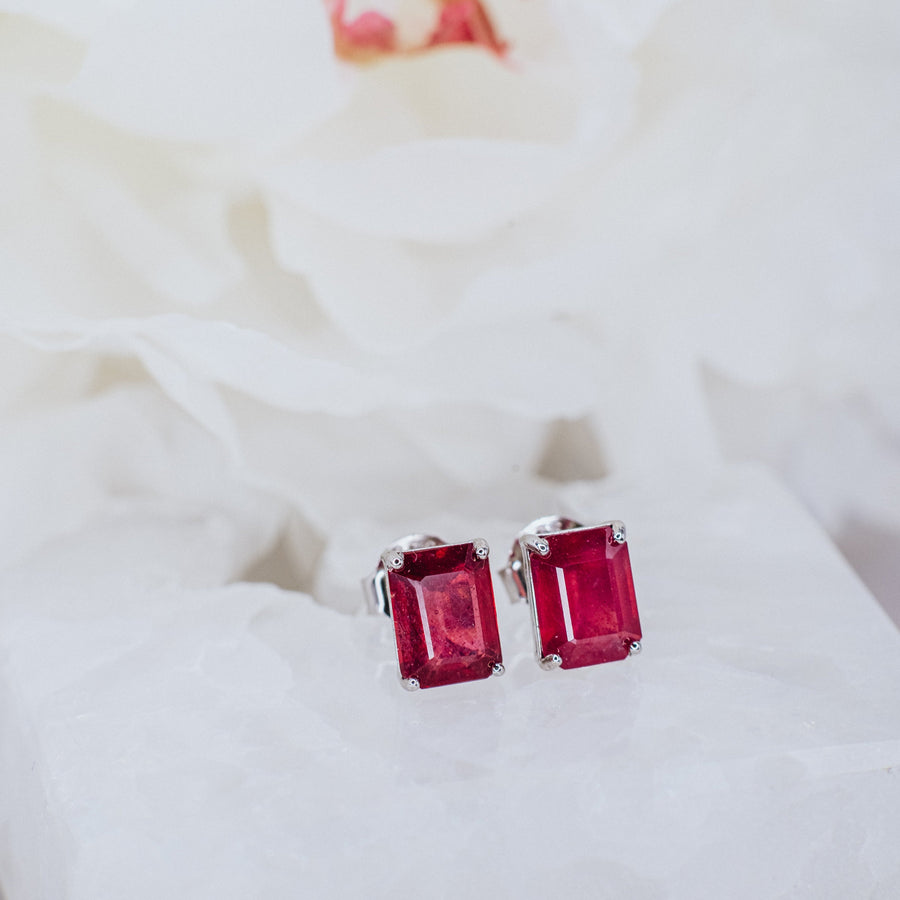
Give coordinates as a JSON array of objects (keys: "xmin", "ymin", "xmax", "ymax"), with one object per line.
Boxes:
[
  {"xmin": 325, "ymin": 0, "xmax": 506, "ymax": 62},
  {"xmin": 327, "ymin": 0, "xmax": 397, "ymax": 60},
  {"xmin": 427, "ymin": 0, "xmax": 507, "ymax": 54}
]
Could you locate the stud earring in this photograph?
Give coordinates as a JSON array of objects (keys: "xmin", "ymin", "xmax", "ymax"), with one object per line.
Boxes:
[
  {"xmin": 365, "ymin": 535, "xmax": 505, "ymax": 691},
  {"xmin": 500, "ymin": 517, "xmax": 641, "ymax": 670}
]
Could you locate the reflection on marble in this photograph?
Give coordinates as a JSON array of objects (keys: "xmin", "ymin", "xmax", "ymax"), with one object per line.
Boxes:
[{"xmin": 1, "ymin": 466, "xmax": 898, "ymax": 898}]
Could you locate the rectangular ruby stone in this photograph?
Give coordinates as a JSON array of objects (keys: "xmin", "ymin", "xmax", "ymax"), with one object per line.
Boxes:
[
  {"xmin": 527, "ymin": 525, "xmax": 640, "ymax": 669},
  {"xmin": 387, "ymin": 542, "xmax": 502, "ymax": 689}
]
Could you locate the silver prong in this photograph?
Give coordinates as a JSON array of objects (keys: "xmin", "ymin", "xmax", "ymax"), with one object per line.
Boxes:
[
  {"xmin": 519, "ymin": 516, "xmax": 583, "ymax": 536},
  {"xmin": 366, "ymin": 565, "xmax": 392, "ymax": 617},
  {"xmin": 523, "ymin": 534, "xmax": 550, "ymax": 556},
  {"xmin": 610, "ymin": 521, "xmax": 626, "ymax": 544},
  {"xmin": 500, "ymin": 560, "xmax": 527, "ymax": 603},
  {"xmin": 491, "ymin": 662, "xmax": 505, "ymax": 677},
  {"xmin": 628, "ymin": 640, "xmax": 642, "ymax": 656},
  {"xmin": 370, "ymin": 538, "xmax": 445, "ymax": 615},
  {"xmin": 473, "ymin": 538, "xmax": 490, "ymax": 561},
  {"xmin": 382, "ymin": 549, "xmax": 404, "ymax": 571},
  {"xmin": 401, "ymin": 677, "xmax": 420, "ymax": 691},
  {"xmin": 539, "ymin": 653, "xmax": 563, "ymax": 670}
]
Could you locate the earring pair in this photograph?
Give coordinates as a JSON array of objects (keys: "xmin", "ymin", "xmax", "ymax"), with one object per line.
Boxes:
[{"xmin": 365, "ymin": 517, "xmax": 642, "ymax": 691}]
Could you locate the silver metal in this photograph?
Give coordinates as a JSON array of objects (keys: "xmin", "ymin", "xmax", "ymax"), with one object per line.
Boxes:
[
  {"xmin": 364, "ymin": 534, "xmax": 498, "ymax": 692},
  {"xmin": 367, "ymin": 565, "xmax": 391, "ymax": 617},
  {"xmin": 393, "ymin": 534, "xmax": 445, "ymax": 552},
  {"xmin": 382, "ymin": 549, "xmax": 405, "ymax": 571},
  {"xmin": 365, "ymin": 534, "xmax": 445, "ymax": 617},
  {"xmin": 500, "ymin": 557, "xmax": 528, "ymax": 605},
  {"xmin": 500, "ymin": 517, "xmax": 584, "ymax": 606},
  {"xmin": 523, "ymin": 534, "xmax": 550, "ymax": 556},
  {"xmin": 500, "ymin": 516, "xmax": 631, "ymax": 671},
  {"xmin": 520, "ymin": 515, "xmax": 584, "ymax": 536},
  {"xmin": 628, "ymin": 640, "xmax": 642, "ymax": 656}
]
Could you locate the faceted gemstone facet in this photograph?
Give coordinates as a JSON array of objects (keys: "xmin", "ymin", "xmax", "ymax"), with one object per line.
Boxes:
[
  {"xmin": 527, "ymin": 525, "xmax": 640, "ymax": 669},
  {"xmin": 387, "ymin": 542, "xmax": 502, "ymax": 689}
]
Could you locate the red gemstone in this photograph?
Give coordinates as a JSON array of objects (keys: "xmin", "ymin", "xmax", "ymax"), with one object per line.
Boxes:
[
  {"xmin": 387, "ymin": 542, "xmax": 502, "ymax": 689},
  {"xmin": 527, "ymin": 525, "xmax": 640, "ymax": 668}
]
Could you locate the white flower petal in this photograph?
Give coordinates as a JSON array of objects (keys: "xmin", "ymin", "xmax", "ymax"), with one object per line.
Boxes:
[
  {"xmin": 0, "ymin": 0, "xmax": 122, "ymax": 39},
  {"xmin": 67, "ymin": 0, "xmax": 347, "ymax": 143}
]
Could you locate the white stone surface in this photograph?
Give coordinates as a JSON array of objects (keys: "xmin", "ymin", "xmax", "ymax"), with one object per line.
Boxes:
[{"xmin": 1, "ymin": 464, "xmax": 898, "ymax": 899}]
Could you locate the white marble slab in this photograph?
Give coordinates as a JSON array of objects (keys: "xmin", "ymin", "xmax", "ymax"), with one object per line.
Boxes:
[{"xmin": 1, "ymin": 465, "xmax": 898, "ymax": 899}]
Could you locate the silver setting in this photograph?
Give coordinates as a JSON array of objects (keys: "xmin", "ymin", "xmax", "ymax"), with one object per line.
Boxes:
[
  {"xmin": 500, "ymin": 516, "xmax": 632, "ymax": 671},
  {"xmin": 500, "ymin": 558, "xmax": 528, "ymax": 605},
  {"xmin": 363, "ymin": 534, "xmax": 501, "ymax": 692},
  {"xmin": 523, "ymin": 534, "xmax": 550, "ymax": 556},
  {"xmin": 365, "ymin": 534, "xmax": 444, "ymax": 617},
  {"xmin": 368, "ymin": 565, "xmax": 391, "ymax": 617},
  {"xmin": 499, "ymin": 517, "xmax": 584, "ymax": 606},
  {"xmin": 521, "ymin": 515, "xmax": 584, "ymax": 537},
  {"xmin": 500, "ymin": 518, "xmax": 580, "ymax": 605},
  {"xmin": 628, "ymin": 640, "xmax": 642, "ymax": 656}
]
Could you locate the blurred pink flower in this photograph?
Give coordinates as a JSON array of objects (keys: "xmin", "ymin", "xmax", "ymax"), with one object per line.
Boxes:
[
  {"xmin": 327, "ymin": 0, "xmax": 506, "ymax": 61},
  {"xmin": 427, "ymin": 1, "xmax": 507, "ymax": 53},
  {"xmin": 327, "ymin": 0, "xmax": 397, "ymax": 58}
]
